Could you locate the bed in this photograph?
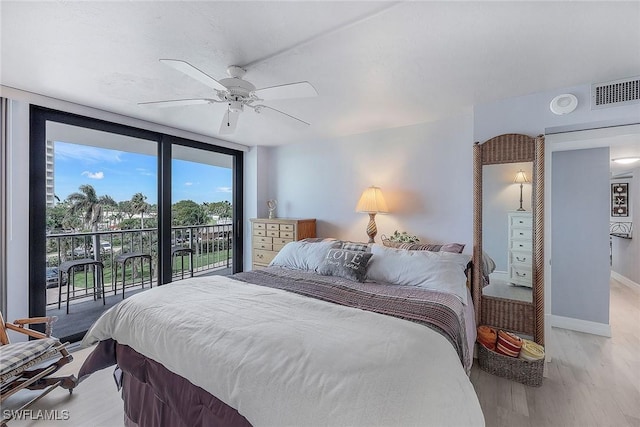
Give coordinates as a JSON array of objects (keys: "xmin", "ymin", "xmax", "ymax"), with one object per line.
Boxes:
[{"xmin": 79, "ymin": 240, "xmax": 484, "ymax": 426}]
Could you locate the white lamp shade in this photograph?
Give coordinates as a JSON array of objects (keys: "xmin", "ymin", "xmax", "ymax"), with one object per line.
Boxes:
[
  {"xmin": 356, "ymin": 186, "xmax": 389, "ymax": 213},
  {"xmin": 513, "ymin": 170, "xmax": 530, "ymax": 184}
]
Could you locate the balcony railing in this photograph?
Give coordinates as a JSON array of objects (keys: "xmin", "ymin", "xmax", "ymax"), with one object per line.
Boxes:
[{"xmin": 45, "ymin": 224, "xmax": 233, "ymax": 307}]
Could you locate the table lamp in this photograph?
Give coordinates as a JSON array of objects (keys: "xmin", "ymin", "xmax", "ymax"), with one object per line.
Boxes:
[
  {"xmin": 355, "ymin": 186, "xmax": 388, "ymax": 243},
  {"xmin": 513, "ymin": 170, "xmax": 529, "ymax": 211}
]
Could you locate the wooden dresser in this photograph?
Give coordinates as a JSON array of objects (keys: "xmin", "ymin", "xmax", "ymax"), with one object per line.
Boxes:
[
  {"xmin": 250, "ymin": 218, "xmax": 316, "ymax": 269},
  {"xmin": 507, "ymin": 211, "xmax": 533, "ymax": 288}
]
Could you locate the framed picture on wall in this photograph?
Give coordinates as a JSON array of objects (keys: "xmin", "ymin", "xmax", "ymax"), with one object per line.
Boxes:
[{"xmin": 611, "ymin": 183, "xmax": 629, "ymax": 217}]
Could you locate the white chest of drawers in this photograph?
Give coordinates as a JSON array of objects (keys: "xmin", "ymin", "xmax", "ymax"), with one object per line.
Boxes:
[{"xmin": 508, "ymin": 211, "xmax": 533, "ymax": 287}]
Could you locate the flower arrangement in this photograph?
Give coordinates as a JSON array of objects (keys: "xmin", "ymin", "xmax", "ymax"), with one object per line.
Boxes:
[{"xmin": 385, "ymin": 230, "xmax": 420, "ymax": 243}]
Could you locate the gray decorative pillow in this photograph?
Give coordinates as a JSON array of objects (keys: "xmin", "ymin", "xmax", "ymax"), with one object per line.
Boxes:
[
  {"xmin": 340, "ymin": 241, "xmax": 371, "ymax": 252},
  {"xmin": 318, "ymin": 249, "xmax": 373, "ymax": 282}
]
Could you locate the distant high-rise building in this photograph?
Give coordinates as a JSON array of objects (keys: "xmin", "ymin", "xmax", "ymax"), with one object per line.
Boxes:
[{"xmin": 46, "ymin": 140, "xmax": 55, "ymax": 208}]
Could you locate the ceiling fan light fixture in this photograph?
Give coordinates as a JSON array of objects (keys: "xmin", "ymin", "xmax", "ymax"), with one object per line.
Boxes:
[
  {"xmin": 148, "ymin": 58, "xmax": 318, "ymax": 135},
  {"xmin": 228, "ymin": 100, "xmax": 244, "ymax": 113}
]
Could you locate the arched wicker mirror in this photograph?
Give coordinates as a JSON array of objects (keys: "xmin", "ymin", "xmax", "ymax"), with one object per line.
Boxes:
[{"xmin": 472, "ymin": 134, "xmax": 544, "ymax": 345}]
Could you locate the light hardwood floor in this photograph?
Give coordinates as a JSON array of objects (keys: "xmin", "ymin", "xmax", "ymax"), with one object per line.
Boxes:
[
  {"xmin": 471, "ymin": 277, "xmax": 640, "ymax": 427},
  {"xmin": 4, "ymin": 278, "xmax": 639, "ymax": 426}
]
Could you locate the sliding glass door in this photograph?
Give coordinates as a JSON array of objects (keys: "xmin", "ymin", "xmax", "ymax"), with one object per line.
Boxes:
[
  {"xmin": 171, "ymin": 145, "xmax": 235, "ymax": 278},
  {"xmin": 30, "ymin": 106, "xmax": 243, "ymax": 342}
]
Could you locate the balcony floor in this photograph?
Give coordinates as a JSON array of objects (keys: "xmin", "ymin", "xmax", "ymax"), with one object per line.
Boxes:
[{"xmin": 47, "ymin": 267, "xmax": 232, "ymax": 342}]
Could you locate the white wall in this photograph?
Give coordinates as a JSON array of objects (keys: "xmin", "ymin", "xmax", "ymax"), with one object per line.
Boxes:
[
  {"xmin": 474, "ymin": 82, "xmax": 640, "ymax": 142},
  {"xmin": 267, "ymin": 112, "xmax": 474, "ymax": 251},
  {"xmin": 5, "ymin": 100, "xmax": 30, "ymax": 340},
  {"xmin": 243, "ymin": 145, "xmax": 271, "ymax": 270}
]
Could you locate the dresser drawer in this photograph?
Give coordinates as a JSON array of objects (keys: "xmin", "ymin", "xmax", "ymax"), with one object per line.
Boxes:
[
  {"xmin": 253, "ymin": 242, "xmax": 273, "ymax": 250},
  {"xmin": 267, "ymin": 223, "xmax": 280, "ymax": 231},
  {"xmin": 510, "ymin": 265, "xmax": 532, "ymax": 286},
  {"xmin": 281, "ymin": 224, "xmax": 294, "ymax": 232},
  {"xmin": 273, "ymin": 237, "xmax": 293, "ymax": 246},
  {"xmin": 266, "ymin": 230, "xmax": 280, "ymax": 237},
  {"xmin": 510, "ymin": 228, "xmax": 532, "ymax": 240},
  {"xmin": 510, "ymin": 251, "xmax": 532, "ymax": 267},
  {"xmin": 253, "ymin": 223, "xmax": 266, "ymax": 230},
  {"xmin": 510, "ymin": 215, "xmax": 533, "ymax": 229},
  {"xmin": 253, "ymin": 229, "xmax": 266, "ymax": 237},
  {"xmin": 279, "ymin": 231, "xmax": 294, "ymax": 239},
  {"xmin": 255, "ymin": 236, "xmax": 273, "ymax": 244},
  {"xmin": 253, "ymin": 249, "xmax": 277, "ymax": 265},
  {"xmin": 510, "ymin": 240, "xmax": 532, "ymax": 251}
]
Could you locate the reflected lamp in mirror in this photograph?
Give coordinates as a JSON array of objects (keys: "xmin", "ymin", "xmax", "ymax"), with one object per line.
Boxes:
[
  {"xmin": 513, "ymin": 170, "xmax": 530, "ymax": 211},
  {"xmin": 355, "ymin": 186, "xmax": 388, "ymax": 243}
]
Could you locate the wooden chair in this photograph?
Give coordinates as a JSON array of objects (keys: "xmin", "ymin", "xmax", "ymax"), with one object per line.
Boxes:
[{"xmin": 0, "ymin": 312, "xmax": 76, "ymax": 425}]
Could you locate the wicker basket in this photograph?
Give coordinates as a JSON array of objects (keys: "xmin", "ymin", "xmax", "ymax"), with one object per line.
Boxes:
[
  {"xmin": 477, "ymin": 344, "xmax": 544, "ymax": 387},
  {"xmin": 381, "ymin": 238, "xmax": 403, "ymax": 248}
]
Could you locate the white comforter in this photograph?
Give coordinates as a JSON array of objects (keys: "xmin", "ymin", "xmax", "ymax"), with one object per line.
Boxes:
[{"xmin": 83, "ymin": 275, "xmax": 484, "ymax": 426}]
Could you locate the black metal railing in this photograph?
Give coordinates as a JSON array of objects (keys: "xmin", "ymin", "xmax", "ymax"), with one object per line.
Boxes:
[{"xmin": 45, "ymin": 224, "xmax": 233, "ymax": 307}]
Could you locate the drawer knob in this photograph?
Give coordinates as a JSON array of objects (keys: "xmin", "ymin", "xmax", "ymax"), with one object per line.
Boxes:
[
  {"xmin": 516, "ymin": 256, "xmax": 527, "ymax": 262},
  {"xmin": 516, "ymin": 272, "xmax": 527, "ymax": 277}
]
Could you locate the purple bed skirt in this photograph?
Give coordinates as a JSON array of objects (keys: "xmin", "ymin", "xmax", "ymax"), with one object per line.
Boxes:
[{"xmin": 78, "ymin": 339, "xmax": 252, "ymax": 427}]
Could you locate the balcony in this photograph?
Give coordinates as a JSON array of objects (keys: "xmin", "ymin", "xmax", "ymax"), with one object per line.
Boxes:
[{"xmin": 45, "ymin": 224, "xmax": 233, "ymax": 340}]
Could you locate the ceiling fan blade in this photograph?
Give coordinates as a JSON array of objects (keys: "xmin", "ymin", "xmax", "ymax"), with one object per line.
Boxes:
[
  {"xmin": 159, "ymin": 59, "xmax": 227, "ymax": 92},
  {"xmin": 219, "ymin": 110, "xmax": 240, "ymax": 134},
  {"xmin": 256, "ymin": 105, "xmax": 310, "ymax": 126},
  {"xmin": 138, "ymin": 98, "xmax": 215, "ymax": 108},
  {"xmin": 254, "ymin": 81, "xmax": 318, "ymax": 100}
]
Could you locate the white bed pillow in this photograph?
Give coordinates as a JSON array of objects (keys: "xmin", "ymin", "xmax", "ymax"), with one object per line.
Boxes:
[
  {"xmin": 367, "ymin": 244, "xmax": 470, "ymax": 304},
  {"xmin": 269, "ymin": 240, "xmax": 337, "ymax": 272}
]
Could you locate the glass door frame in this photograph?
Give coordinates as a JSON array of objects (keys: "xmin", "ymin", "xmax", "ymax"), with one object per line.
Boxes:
[{"xmin": 29, "ymin": 106, "xmax": 244, "ymax": 340}]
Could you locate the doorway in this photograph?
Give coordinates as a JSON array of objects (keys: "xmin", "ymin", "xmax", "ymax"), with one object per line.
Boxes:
[{"xmin": 545, "ymin": 123, "xmax": 640, "ymax": 347}]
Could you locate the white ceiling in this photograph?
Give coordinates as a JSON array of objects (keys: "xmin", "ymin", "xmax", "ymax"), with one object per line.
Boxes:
[{"xmin": 2, "ymin": 1, "xmax": 640, "ymax": 147}]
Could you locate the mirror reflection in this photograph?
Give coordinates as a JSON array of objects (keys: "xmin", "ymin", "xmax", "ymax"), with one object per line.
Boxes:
[{"xmin": 481, "ymin": 162, "xmax": 533, "ymax": 303}]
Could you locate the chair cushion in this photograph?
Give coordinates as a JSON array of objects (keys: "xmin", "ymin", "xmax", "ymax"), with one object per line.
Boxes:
[{"xmin": 0, "ymin": 338, "xmax": 59, "ymax": 377}]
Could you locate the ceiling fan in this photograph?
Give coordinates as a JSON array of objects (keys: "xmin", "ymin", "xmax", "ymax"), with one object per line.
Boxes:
[{"xmin": 139, "ymin": 59, "xmax": 318, "ymax": 134}]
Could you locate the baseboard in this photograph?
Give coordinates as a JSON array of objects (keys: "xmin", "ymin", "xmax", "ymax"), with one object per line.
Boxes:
[
  {"xmin": 551, "ymin": 315, "xmax": 611, "ymax": 337},
  {"xmin": 611, "ymin": 270, "xmax": 640, "ymax": 290}
]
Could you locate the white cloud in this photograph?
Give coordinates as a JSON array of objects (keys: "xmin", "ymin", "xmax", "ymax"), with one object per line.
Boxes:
[
  {"xmin": 56, "ymin": 142, "xmax": 123, "ymax": 164},
  {"xmin": 184, "ymin": 182, "xmax": 193, "ymax": 186},
  {"xmin": 81, "ymin": 171, "xmax": 104, "ymax": 180},
  {"xmin": 216, "ymin": 186, "xmax": 232, "ymax": 193}
]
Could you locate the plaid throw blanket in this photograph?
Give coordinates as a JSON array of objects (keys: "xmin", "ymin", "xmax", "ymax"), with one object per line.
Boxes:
[{"xmin": 233, "ymin": 267, "xmax": 471, "ymax": 374}]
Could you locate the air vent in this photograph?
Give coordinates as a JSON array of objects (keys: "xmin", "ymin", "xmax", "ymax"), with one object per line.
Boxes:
[{"xmin": 591, "ymin": 76, "xmax": 640, "ymax": 109}]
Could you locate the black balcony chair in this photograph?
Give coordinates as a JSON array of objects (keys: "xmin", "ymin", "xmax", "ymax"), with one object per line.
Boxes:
[
  {"xmin": 113, "ymin": 252, "xmax": 153, "ymax": 299},
  {"xmin": 171, "ymin": 246, "xmax": 194, "ymax": 279},
  {"xmin": 58, "ymin": 259, "xmax": 105, "ymax": 314}
]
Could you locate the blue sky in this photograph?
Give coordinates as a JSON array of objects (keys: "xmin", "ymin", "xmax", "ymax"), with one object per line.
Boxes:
[{"xmin": 54, "ymin": 142, "xmax": 232, "ymax": 204}]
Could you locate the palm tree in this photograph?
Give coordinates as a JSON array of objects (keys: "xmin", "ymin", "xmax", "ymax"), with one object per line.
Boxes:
[
  {"xmin": 130, "ymin": 193, "xmax": 148, "ymax": 229},
  {"xmin": 67, "ymin": 184, "xmax": 116, "ymax": 259}
]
